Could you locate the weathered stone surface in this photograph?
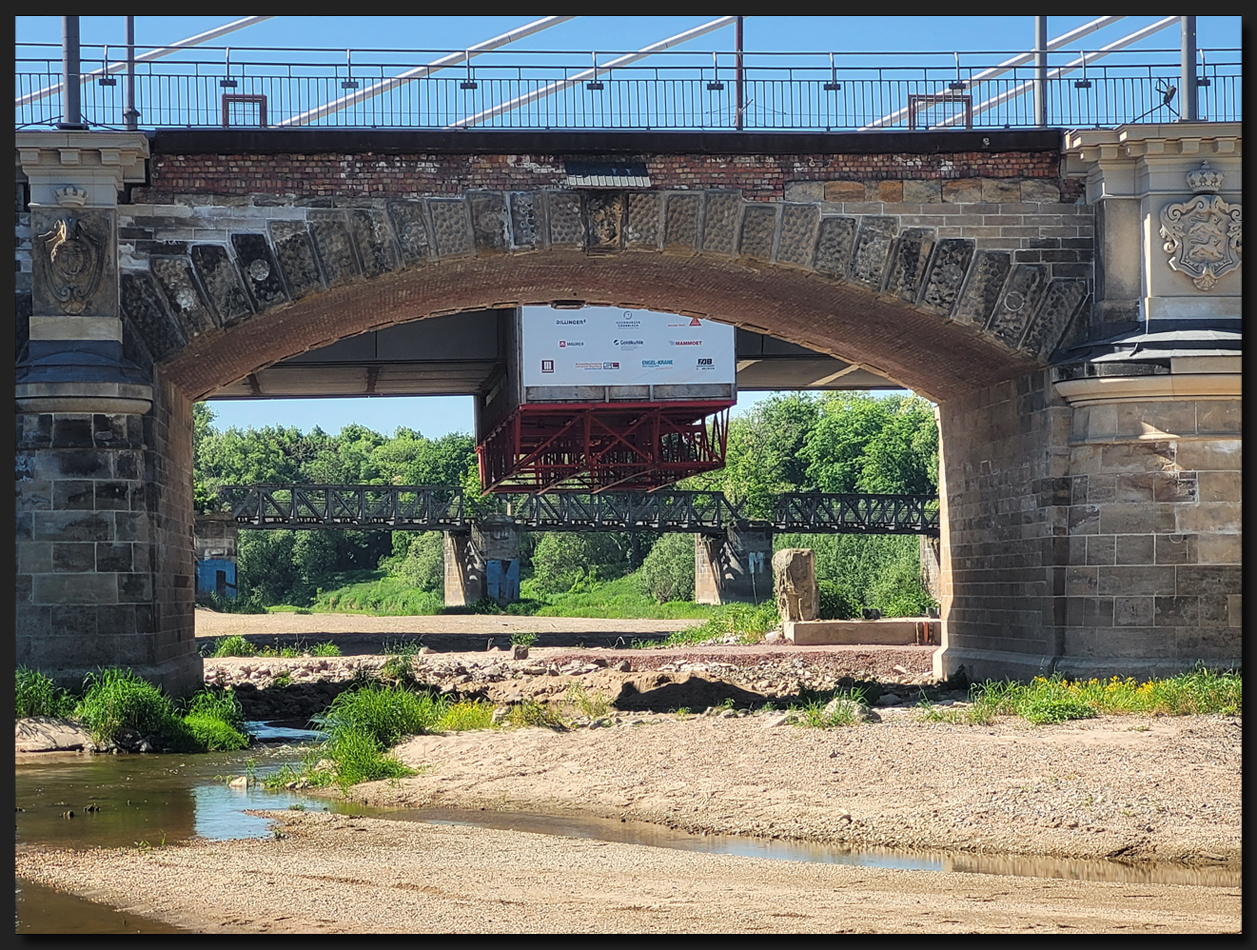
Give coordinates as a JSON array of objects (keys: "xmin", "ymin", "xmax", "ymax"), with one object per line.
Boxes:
[
  {"xmin": 31, "ymin": 209, "xmax": 117, "ymax": 318},
  {"xmin": 738, "ymin": 205, "xmax": 778, "ymax": 260},
  {"xmin": 307, "ymin": 212, "xmax": 362, "ymax": 286},
  {"xmin": 190, "ymin": 244, "xmax": 252, "ymax": 325},
  {"xmin": 776, "ymin": 203, "xmax": 820, "ymax": 268},
  {"xmin": 943, "ymin": 178, "xmax": 982, "ymax": 203},
  {"xmin": 583, "ymin": 192, "xmax": 623, "ymax": 251},
  {"xmin": 982, "ymin": 179, "xmax": 1022, "ymax": 203},
  {"xmin": 824, "ymin": 181, "xmax": 865, "ymax": 202},
  {"xmin": 385, "ymin": 199, "xmax": 432, "ymax": 263},
  {"xmin": 267, "ymin": 220, "xmax": 323, "ymax": 299},
  {"xmin": 772, "ymin": 548, "xmax": 818, "ymax": 622},
  {"xmin": 871, "ymin": 180, "xmax": 903, "ymax": 203},
  {"xmin": 624, "ymin": 191, "xmax": 663, "ymax": 247},
  {"xmin": 849, "ymin": 217, "xmax": 898, "ymax": 289},
  {"xmin": 119, "ymin": 272, "xmax": 186, "ymax": 360},
  {"xmin": 1021, "ymin": 179, "xmax": 1062, "ymax": 203},
  {"xmin": 1022, "ymin": 277, "xmax": 1087, "ymax": 359},
  {"xmin": 546, "ymin": 192, "xmax": 583, "ymax": 247},
  {"xmin": 783, "ymin": 181, "xmax": 823, "ymax": 202},
  {"xmin": 903, "ymin": 180, "xmax": 943, "ymax": 203},
  {"xmin": 813, "ymin": 216, "xmax": 856, "ymax": 278},
  {"xmin": 468, "ymin": 193, "xmax": 509, "ymax": 254},
  {"xmin": 150, "ymin": 256, "xmax": 218, "ymax": 336},
  {"xmin": 230, "ymin": 233, "xmax": 288, "ymax": 311},
  {"xmin": 508, "ymin": 192, "xmax": 543, "ymax": 249},
  {"xmin": 426, "ymin": 199, "xmax": 473, "ymax": 258},
  {"xmin": 348, "ymin": 209, "xmax": 399, "ymax": 276},
  {"xmin": 951, "ymin": 250, "xmax": 1011, "ymax": 327},
  {"xmin": 700, "ymin": 192, "xmax": 741, "ymax": 255},
  {"xmin": 883, "ymin": 227, "xmax": 935, "ymax": 301},
  {"xmin": 663, "ymin": 193, "xmax": 701, "ymax": 249},
  {"xmin": 987, "ymin": 264, "xmax": 1049, "ymax": 347},
  {"xmin": 918, "ymin": 238, "xmax": 975, "ymax": 315}
]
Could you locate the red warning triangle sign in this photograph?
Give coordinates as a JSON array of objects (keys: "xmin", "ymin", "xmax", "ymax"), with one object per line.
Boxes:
[{"xmin": 689, "ymin": 317, "xmax": 702, "ymax": 326}]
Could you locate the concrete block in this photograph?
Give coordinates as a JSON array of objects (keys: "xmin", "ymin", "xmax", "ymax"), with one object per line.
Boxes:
[{"xmin": 784, "ymin": 618, "xmax": 935, "ymax": 645}]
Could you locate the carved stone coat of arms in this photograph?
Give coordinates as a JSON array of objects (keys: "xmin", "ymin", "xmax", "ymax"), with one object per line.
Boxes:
[{"xmin": 1158, "ymin": 162, "xmax": 1242, "ymax": 292}]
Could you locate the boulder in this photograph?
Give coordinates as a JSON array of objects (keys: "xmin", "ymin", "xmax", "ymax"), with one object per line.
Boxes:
[{"xmin": 772, "ymin": 548, "xmax": 819, "ymax": 622}]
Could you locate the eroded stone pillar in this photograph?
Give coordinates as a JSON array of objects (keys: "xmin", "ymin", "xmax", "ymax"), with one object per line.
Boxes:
[
  {"xmin": 15, "ymin": 132, "xmax": 201, "ymax": 694},
  {"xmin": 694, "ymin": 525, "xmax": 773, "ymax": 605},
  {"xmin": 442, "ymin": 517, "xmax": 521, "ymax": 608},
  {"xmin": 442, "ymin": 532, "xmax": 483, "ymax": 607}
]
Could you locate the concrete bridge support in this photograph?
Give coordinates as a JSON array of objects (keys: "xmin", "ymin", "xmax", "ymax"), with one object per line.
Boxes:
[
  {"xmin": 443, "ymin": 517, "xmax": 521, "ymax": 608},
  {"xmin": 15, "ymin": 132, "xmax": 202, "ymax": 693},
  {"xmin": 694, "ymin": 525, "xmax": 774, "ymax": 606}
]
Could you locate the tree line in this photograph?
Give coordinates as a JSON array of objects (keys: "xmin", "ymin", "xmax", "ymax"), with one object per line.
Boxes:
[{"xmin": 193, "ymin": 392, "xmax": 939, "ymax": 615}]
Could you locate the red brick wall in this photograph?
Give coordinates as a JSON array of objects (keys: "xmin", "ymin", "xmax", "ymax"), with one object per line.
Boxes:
[{"xmin": 136, "ymin": 150, "xmax": 1079, "ymax": 204}]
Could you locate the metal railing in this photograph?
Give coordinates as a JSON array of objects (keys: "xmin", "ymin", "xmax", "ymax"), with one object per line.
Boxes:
[
  {"xmin": 16, "ymin": 44, "xmax": 1240, "ymax": 131},
  {"xmin": 218, "ymin": 484, "xmax": 940, "ymax": 535}
]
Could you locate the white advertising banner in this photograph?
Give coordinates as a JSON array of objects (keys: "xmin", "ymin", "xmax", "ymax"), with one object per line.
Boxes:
[{"xmin": 521, "ymin": 305, "xmax": 736, "ymax": 389}]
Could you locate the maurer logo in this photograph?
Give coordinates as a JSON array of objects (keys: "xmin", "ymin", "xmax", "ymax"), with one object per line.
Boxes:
[{"xmin": 558, "ymin": 341, "xmax": 584, "ymax": 348}]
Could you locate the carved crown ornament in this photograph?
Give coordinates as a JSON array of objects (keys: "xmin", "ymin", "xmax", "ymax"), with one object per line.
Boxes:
[
  {"xmin": 1159, "ymin": 161, "xmax": 1242, "ymax": 292},
  {"xmin": 38, "ymin": 215, "xmax": 106, "ymax": 314}
]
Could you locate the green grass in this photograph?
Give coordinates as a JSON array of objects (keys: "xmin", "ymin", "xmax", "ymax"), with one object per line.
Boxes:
[
  {"xmin": 74, "ymin": 668, "xmax": 185, "ymax": 746},
  {"xmin": 564, "ymin": 681, "xmax": 610, "ymax": 720},
  {"xmin": 309, "ymin": 642, "xmax": 342, "ymax": 657},
  {"xmin": 502, "ymin": 697, "xmax": 568, "ymax": 729},
  {"xmin": 15, "ymin": 667, "xmax": 76, "ymax": 719},
  {"xmin": 209, "ymin": 635, "xmax": 256, "ymax": 658},
  {"xmin": 309, "ymin": 574, "xmax": 445, "ymax": 616},
  {"xmin": 659, "ymin": 600, "xmax": 780, "ymax": 647},
  {"xmin": 789, "ymin": 688, "xmax": 869, "ymax": 728},
  {"xmin": 922, "ymin": 668, "xmax": 1242, "ymax": 726}
]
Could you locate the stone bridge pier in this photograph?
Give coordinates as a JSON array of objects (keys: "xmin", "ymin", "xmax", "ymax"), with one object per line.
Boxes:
[{"xmin": 14, "ymin": 125, "xmax": 1241, "ymax": 691}]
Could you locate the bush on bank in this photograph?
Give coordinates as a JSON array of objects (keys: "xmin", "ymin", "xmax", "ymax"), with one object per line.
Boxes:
[{"xmin": 14, "ymin": 666, "xmax": 249, "ymax": 752}]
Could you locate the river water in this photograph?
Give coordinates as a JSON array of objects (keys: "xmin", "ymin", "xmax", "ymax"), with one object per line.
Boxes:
[{"xmin": 15, "ymin": 722, "xmax": 1240, "ymax": 933}]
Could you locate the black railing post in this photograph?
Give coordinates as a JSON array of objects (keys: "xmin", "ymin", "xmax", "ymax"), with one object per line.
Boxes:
[
  {"xmin": 58, "ymin": 16, "xmax": 87, "ymax": 129},
  {"xmin": 1181, "ymin": 16, "xmax": 1198, "ymax": 121}
]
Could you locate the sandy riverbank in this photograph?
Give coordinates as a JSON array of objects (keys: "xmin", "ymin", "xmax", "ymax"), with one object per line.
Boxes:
[{"xmin": 15, "ymin": 612, "xmax": 1243, "ymax": 933}]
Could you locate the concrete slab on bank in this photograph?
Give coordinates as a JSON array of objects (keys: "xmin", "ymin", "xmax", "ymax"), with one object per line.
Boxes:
[{"xmin": 785, "ymin": 618, "xmax": 939, "ymax": 646}]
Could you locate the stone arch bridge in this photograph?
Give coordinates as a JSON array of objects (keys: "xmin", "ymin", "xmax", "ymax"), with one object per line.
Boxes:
[{"xmin": 15, "ymin": 127, "xmax": 1242, "ymax": 692}]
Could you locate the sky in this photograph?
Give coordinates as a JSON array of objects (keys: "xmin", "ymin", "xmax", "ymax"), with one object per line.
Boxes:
[{"xmin": 17, "ymin": 16, "xmax": 1242, "ymax": 438}]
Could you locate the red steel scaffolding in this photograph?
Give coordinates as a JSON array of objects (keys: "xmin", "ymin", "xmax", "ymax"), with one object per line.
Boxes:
[{"xmin": 477, "ymin": 401, "xmax": 732, "ymax": 493}]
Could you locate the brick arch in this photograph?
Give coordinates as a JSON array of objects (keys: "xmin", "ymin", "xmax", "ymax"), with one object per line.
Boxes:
[{"xmin": 117, "ymin": 188, "xmax": 1090, "ymax": 403}]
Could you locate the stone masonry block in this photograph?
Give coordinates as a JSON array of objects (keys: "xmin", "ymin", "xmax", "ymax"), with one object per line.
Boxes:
[
  {"xmin": 903, "ymin": 180, "xmax": 943, "ymax": 203},
  {"xmin": 1020, "ymin": 180, "xmax": 1062, "ymax": 203},
  {"xmin": 546, "ymin": 192, "xmax": 584, "ymax": 247},
  {"xmin": 266, "ymin": 220, "xmax": 324, "ymax": 299},
  {"xmin": 468, "ymin": 193, "xmax": 509, "ymax": 255},
  {"xmin": 507, "ymin": 192, "xmax": 543, "ymax": 249},
  {"xmin": 870, "ymin": 181, "xmax": 903, "ymax": 203},
  {"xmin": 583, "ymin": 192, "xmax": 624, "ymax": 251},
  {"xmin": 849, "ymin": 217, "xmax": 897, "ymax": 289},
  {"xmin": 951, "ymin": 250, "xmax": 1011, "ymax": 327},
  {"xmin": 1114, "ymin": 534, "xmax": 1155, "ymax": 565},
  {"xmin": 1097, "ymin": 565, "xmax": 1176, "ymax": 596},
  {"xmin": 738, "ymin": 205, "xmax": 778, "ymax": 260},
  {"xmin": 150, "ymin": 256, "xmax": 218, "ymax": 337},
  {"xmin": 427, "ymin": 199, "xmax": 474, "ymax": 257},
  {"xmin": 883, "ymin": 227, "xmax": 935, "ymax": 302},
  {"xmin": 624, "ymin": 192, "xmax": 663, "ymax": 247},
  {"xmin": 51, "ymin": 542, "xmax": 95, "ymax": 572},
  {"xmin": 1113, "ymin": 596, "xmax": 1154, "ymax": 626},
  {"xmin": 986, "ymin": 264, "xmax": 1048, "ymax": 347},
  {"xmin": 96, "ymin": 542, "xmax": 133, "ymax": 572},
  {"xmin": 663, "ymin": 193, "xmax": 701, "ymax": 250},
  {"xmin": 33, "ymin": 511, "xmax": 113, "ymax": 543},
  {"xmin": 917, "ymin": 238, "xmax": 975, "ymax": 315},
  {"xmin": 824, "ymin": 181, "xmax": 865, "ymax": 202},
  {"xmin": 1195, "ymin": 471, "xmax": 1239, "ymax": 503},
  {"xmin": 1085, "ymin": 535, "xmax": 1115, "ymax": 565},
  {"xmin": 1099, "ymin": 441, "xmax": 1176, "ymax": 473},
  {"xmin": 386, "ymin": 199, "xmax": 434, "ymax": 262},
  {"xmin": 775, "ymin": 203, "xmax": 820, "ymax": 268},
  {"xmin": 1195, "ymin": 533, "xmax": 1241, "ymax": 565},
  {"xmin": 32, "ymin": 573, "xmax": 118, "ymax": 605},
  {"xmin": 981, "ymin": 179, "xmax": 1022, "ymax": 203},
  {"xmin": 348, "ymin": 208, "xmax": 399, "ymax": 275},
  {"xmin": 307, "ymin": 212, "xmax": 363, "ymax": 286},
  {"xmin": 1098, "ymin": 503, "xmax": 1177, "ymax": 535},
  {"xmin": 190, "ymin": 244, "xmax": 252, "ymax": 325},
  {"xmin": 119, "ymin": 271, "xmax": 187, "ymax": 361},
  {"xmin": 813, "ymin": 216, "xmax": 856, "ymax": 278},
  {"xmin": 1175, "ymin": 502, "xmax": 1241, "ymax": 534},
  {"xmin": 700, "ymin": 192, "xmax": 741, "ymax": 255},
  {"xmin": 943, "ymin": 179, "xmax": 982, "ymax": 203}
]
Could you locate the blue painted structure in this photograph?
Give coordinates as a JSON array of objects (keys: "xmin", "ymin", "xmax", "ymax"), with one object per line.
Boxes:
[{"xmin": 196, "ymin": 559, "xmax": 237, "ymax": 600}]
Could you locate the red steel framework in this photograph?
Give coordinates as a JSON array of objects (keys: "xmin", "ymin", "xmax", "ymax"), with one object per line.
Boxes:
[{"xmin": 477, "ymin": 401, "xmax": 732, "ymax": 493}]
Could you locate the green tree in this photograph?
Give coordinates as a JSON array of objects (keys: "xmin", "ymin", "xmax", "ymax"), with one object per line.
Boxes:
[
  {"xmin": 529, "ymin": 532, "xmax": 626, "ymax": 594},
  {"xmin": 634, "ymin": 532, "xmax": 695, "ymax": 603}
]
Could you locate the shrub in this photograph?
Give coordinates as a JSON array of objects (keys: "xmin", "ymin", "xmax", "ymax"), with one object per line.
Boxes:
[
  {"xmin": 634, "ymin": 532, "xmax": 695, "ymax": 603},
  {"xmin": 394, "ymin": 531, "xmax": 445, "ymax": 593},
  {"xmin": 210, "ymin": 635, "xmax": 256, "ymax": 658},
  {"xmin": 16, "ymin": 667, "xmax": 75, "ymax": 719},
  {"xmin": 529, "ymin": 532, "xmax": 626, "ymax": 594},
  {"xmin": 74, "ymin": 668, "xmax": 182, "ymax": 745},
  {"xmin": 309, "ymin": 642, "xmax": 342, "ymax": 657},
  {"xmin": 817, "ymin": 580, "xmax": 856, "ymax": 620}
]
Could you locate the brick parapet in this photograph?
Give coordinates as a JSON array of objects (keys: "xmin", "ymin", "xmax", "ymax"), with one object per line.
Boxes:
[{"xmin": 133, "ymin": 149, "xmax": 1078, "ymax": 204}]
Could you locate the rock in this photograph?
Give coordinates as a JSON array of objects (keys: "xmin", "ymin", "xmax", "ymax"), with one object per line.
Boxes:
[
  {"xmin": 823, "ymin": 697, "xmax": 881, "ymax": 723},
  {"xmin": 763, "ymin": 630, "xmax": 784, "ymax": 644},
  {"xmin": 761, "ymin": 713, "xmax": 792, "ymax": 728},
  {"xmin": 615, "ymin": 660, "xmax": 632, "ymax": 672},
  {"xmin": 772, "ymin": 548, "xmax": 819, "ymax": 622},
  {"xmin": 490, "ymin": 707, "xmax": 510, "ymax": 725},
  {"xmin": 873, "ymin": 693, "xmax": 903, "ymax": 707},
  {"xmin": 419, "ymin": 646, "xmax": 433, "ymax": 654},
  {"xmin": 228, "ymin": 775, "xmax": 249, "ymax": 788},
  {"xmin": 15, "ymin": 717, "xmax": 97, "ymax": 754},
  {"xmin": 510, "ymin": 644, "xmax": 529, "ymax": 660}
]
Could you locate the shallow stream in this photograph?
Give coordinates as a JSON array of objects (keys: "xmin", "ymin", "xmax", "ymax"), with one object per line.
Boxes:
[{"xmin": 15, "ymin": 721, "xmax": 1240, "ymax": 933}]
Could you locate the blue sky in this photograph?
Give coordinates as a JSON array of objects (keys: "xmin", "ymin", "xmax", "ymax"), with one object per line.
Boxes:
[{"xmin": 17, "ymin": 16, "xmax": 1241, "ymax": 437}]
